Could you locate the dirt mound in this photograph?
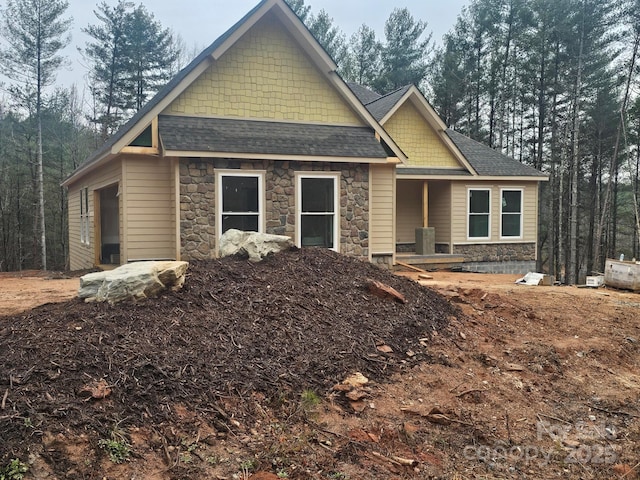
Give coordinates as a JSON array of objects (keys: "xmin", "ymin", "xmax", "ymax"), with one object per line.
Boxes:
[{"xmin": 0, "ymin": 248, "xmax": 457, "ymax": 466}]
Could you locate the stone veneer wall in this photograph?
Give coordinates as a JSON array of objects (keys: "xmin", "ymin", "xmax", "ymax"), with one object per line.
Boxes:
[
  {"xmin": 371, "ymin": 254, "xmax": 394, "ymax": 269},
  {"xmin": 453, "ymin": 242, "xmax": 536, "ymax": 262},
  {"xmin": 179, "ymin": 158, "xmax": 369, "ymax": 260}
]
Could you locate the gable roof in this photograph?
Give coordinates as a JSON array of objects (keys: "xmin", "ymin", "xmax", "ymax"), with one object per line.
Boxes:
[
  {"xmin": 64, "ymin": 0, "xmax": 405, "ymax": 186},
  {"xmin": 445, "ymin": 130, "xmax": 547, "ymax": 178},
  {"xmin": 346, "ymin": 82, "xmax": 382, "ymax": 104},
  {"xmin": 352, "ymin": 82, "xmax": 547, "ymax": 180},
  {"xmin": 158, "ymin": 115, "xmax": 390, "ymax": 160},
  {"xmin": 360, "ymin": 85, "xmax": 411, "ymax": 123}
]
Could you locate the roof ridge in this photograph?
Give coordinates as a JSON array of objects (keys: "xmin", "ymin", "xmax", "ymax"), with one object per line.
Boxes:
[{"xmin": 364, "ymin": 84, "xmax": 412, "ymax": 106}]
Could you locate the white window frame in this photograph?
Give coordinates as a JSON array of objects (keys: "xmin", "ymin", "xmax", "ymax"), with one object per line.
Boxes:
[
  {"xmin": 467, "ymin": 187, "xmax": 491, "ymax": 241},
  {"xmin": 500, "ymin": 188, "xmax": 523, "ymax": 239},
  {"xmin": 216, "ymin": 170, "xmax": 265, "ymax": 241},
  {"xmin": 296, "ymin": 172, "xmax": 340, "ymax": 253},
  {"xmin": 80, "ymin": 187, "xmax": 90, "ymax": 245}
]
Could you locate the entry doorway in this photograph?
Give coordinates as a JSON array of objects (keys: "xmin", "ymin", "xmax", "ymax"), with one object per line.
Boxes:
[{"xmin": 97, "ymin": 184, "xmax": 120, "ymax": 264}]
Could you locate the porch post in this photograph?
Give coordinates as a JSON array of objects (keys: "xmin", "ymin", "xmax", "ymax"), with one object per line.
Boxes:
[{"xmin": 422, "ymin": 181, "xmax": 429, "ymax": 227}]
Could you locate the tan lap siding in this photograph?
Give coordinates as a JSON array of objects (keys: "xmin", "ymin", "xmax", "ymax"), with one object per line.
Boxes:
[
  {"xmin": 396, "ymin": 180, "xmax": 422, "ymax": 243},
  {"xmin": 124, "ymin": 157, "xmax": 176, "ymax": 261},
  {"xmin": 450, "ymin": 181, "xmax": 538, "ymax": 244},
  {"xmin": 369, "ymin": 165, "xmax": 395, "ymax": 254},
  {"xmin": 522, "ymin": 184, "xmax": 538, "ymax": 240},
  {"xmin": 68, "ymin": 159, "xmax": 122, "ymax": 271},
  {"xmin": 428, "ymin": 181, "xmax": 451, "ymax": 245},
  {"xmin": 68, "ymin": 184, "xmax": 83, "ymax": 270}
]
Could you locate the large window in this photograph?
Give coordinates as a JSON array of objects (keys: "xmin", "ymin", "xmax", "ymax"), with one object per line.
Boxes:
[
  {"xmin": 501, "ymin": 189, "xmax": 523, "ymax": 238},
  {"xmin": 80, "ymin": 187, "xmax": 90, "ymax": 245},
  {"xmin": 468, "ymin": 188, "xmax": 490, "ymax": 239},
  {"xmin": 217, "ymin": 171, "xmax": 264, "ymax": 236},
  {"xmin": 297, "ymin": 173, "xmax": 339, "ymax": 251}
]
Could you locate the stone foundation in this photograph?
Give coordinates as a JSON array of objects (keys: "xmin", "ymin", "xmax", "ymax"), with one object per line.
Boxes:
[
  {"xmin": 396, "ymin": 243, "xmax": 415, "ymax": 253},
  {"xmin": 371, "ymin": 254, "xmax": 394, "ymax": 270},
  {"xmin": 435, "ymin": 243, "xmax": 450, "ymax": 254},
  {"xmin": 453, "ymin": 242, "xmax": 536, "ymax": 263},
  {"xmin": 462, "ymin": 260, "xmax": 537, "ymax": 274},
  {"xmin": 179, "ymin": 158, "xmax": 369, "ymax": 261}
]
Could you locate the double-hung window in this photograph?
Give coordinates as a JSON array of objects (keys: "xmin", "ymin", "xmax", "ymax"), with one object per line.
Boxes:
[
  {"xmin": 217, "ymin": 171, "xmax": 264, "ymax": 236},
  {"xmin": 468, "ymin": 188, "xmax": 491, "ymax": 239},
  {"xmin": 297, "ymin": 173, "xmax": 339, "ymax": 251},
  {"xmin": 500, "ymin": 189, "xmax": 523, "ymax": 238},
  {"xmin": 80, "ymin": 187, "xmax": 90, "ymax": 245}
]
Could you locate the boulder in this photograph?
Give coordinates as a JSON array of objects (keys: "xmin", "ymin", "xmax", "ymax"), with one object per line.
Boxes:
[
  {"xmin": 219, "ymin": 229, "xmax": 294, "ymax": 262},
  {"xmin": 79, "ymin": 261, "xmax": 189, "ymax": 304}
]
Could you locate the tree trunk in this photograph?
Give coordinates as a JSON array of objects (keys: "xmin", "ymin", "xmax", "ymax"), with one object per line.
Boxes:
[
  {"xmin": 37, "ymin": 111, "xmax": 47, "ymax": 271},
  {"xmin": 568, "ymin": 19, "xmax": 584, "ymax": 285},
  {"xmin": 593, "ymin": 31, "xmax": 639, "ymax": 269}
]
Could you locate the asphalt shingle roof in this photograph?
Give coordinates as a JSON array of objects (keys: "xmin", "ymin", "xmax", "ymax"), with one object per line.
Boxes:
[
  {"xmin": 396, "ymin": 167, "xmax": 472, "ymax": 176},
  {"xmin": 361, "ymin": 85, "xmax": 411, "ymax": 122},
  {"xmin": 445, "ymin": 130, "xmax": 547, "ymax": 178},
  {"xmin": 158, "ymin": 115, "xmax": 389, "ymax": 158},
  {"xmin": 346, "ymin": 82, "xmax": 382, "ymax": 104},
  {"xmin": 349, "ymin": 82, "xmax": 547, "ymax": 179}
]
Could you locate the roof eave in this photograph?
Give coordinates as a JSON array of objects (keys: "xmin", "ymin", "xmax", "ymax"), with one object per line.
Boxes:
[
  {"xmin": 162, "ymin": 149, "xmax": 397, "ymax": 164},
  {"xmin": 62, "ymin": 152, "xmax": 118, "ymax": 187},
  {"xmin": 329, "ymin": 73, "xmax": 407, "ymax": 163},
  {"xmin": 210, "ymin": 0, "xmax": 338, "ymax": 72},
  {"xmin": 468, "ymin": 175, "xmax": 549, "ymax": 182},
  {"xmin": 378, "ymin": 86, "xmax": 477, "ymax": 175}
]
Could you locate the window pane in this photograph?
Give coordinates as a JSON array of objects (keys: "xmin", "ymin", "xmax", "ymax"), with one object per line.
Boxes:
[
  {"xmin": 301, "ymin": 215, "xmax": 334, "ymax": 248},
  {"xmin": 469, "ymin": 215, "xmax": 489, "ymax": 238},
  {"xmin": 302, "ymin": 178, "xmax": 334, "ymax": 213},
  {"xmin": 502, "ymin": 214, "xmax": 521, "ymax": 237},
  {"xmin": 502, "ymin": 190, "xmax": 521, "ymax": 213},
  {"xmin": 469, "ymin": 190, "xmax": 489, "ymax": 213},
  {"xmin": 222, "ymin": 214, "xmax": 259, "ymax": 233},
  {"xmin": 222, "ymin": 176, "xmax": 258, "ymax": 212}
]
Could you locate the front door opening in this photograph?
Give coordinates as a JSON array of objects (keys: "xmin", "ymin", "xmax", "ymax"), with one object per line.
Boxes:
[{"xmin": 99, "ymin": 185, "xmax": 120, "ymax": 264}]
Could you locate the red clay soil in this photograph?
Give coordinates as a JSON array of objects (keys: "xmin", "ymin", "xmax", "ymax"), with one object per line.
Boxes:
[
  {"xmin": 0, "ymin": 272, "xmax": 78, "ymax": 317},
  {"xmin": 0, "ymin": 248, "xmax": 458, "ymax": 478}
]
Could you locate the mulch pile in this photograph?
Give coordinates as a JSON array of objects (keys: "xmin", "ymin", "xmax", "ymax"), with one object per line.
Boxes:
[{"xmin": 0, "ymin": 248, "xmax": 458, "ymax": 463}]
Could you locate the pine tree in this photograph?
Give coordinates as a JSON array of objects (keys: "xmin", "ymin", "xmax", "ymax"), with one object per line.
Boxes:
[
  {"xmin": 82, "ymin": 0, "xmax": 132, "ymax": 139},
  {"xmin": 83, "ymin": 1, "xmax": 179, "ymax": 138},
  {"xmin": 0, "ymin": 0, "xmax": 72, "ymax": 270},
  {"xmin": 375, "ymin": 8, "xmax": 432, "ymax": 93},
  {"xmin": 341, "ymin": 24, "xmax": 381, "ymax": 87},
  {"xmin": 307, "ymin": 9, "xmax": 347, "ymax": 61}
]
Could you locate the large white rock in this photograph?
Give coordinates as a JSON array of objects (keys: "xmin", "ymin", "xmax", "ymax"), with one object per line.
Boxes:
[
  {"xmin": 219, "ymin": 229, "xmax": 294, "ymax": 262},
  {"xmin": 79, "ymin": 261, "xmax": 189, "ymax": 304}
]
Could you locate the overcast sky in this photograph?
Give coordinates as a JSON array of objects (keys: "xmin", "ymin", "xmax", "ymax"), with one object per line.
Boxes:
[{"xmin": 51, "ymin": 0, "xmax": 469, "ymax": 88}]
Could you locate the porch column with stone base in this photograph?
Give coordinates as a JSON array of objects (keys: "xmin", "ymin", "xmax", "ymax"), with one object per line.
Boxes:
[{"xmin": 415, "ymin": 227, "xmax": 435, "ymax": 255}]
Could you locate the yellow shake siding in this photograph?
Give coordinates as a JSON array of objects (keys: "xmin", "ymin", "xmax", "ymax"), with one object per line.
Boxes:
[
  {"xmin": 450, "ymin": 181, "xmax": 538, "ymax": 244},
  {"xmin": 369, "ymin": 164, "xmax": 395, "ymax": 254},
  {"xmin": 428, "ymin": 181, "xmax": 452, "ymax": 245},
  {"xmin": 164, "ymin": 14, "xmax": 363, "ymax": 126},
  {"xmin": 396, "ymin": 180, "xmax": 422, "ymax": 243},
  {"xmin": 384, "ymin": 102, "xmax": 461, "ymax": 168},
  {"xmin": 68, "ymin": 159, "xmax": 122, "ymax": 271},
  {"xmin": 124, "ymin": 157, "xmax": 176, "ymax": 261}
]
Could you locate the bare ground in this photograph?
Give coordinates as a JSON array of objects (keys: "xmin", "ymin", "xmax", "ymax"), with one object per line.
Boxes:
[{"xmin": 0, "ymin": 253, "xmax": 639, "ymax": 480}]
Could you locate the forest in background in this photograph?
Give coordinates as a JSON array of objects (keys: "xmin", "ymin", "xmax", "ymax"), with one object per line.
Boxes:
[{"xmin": 1, "ymin": 0, "xmax": 639, "ymax": 283}]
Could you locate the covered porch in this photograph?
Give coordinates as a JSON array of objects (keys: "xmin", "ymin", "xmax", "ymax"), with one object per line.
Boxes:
[{"xmin": 394, "ymin": 177, "xmax": 463, "ymax": 269}]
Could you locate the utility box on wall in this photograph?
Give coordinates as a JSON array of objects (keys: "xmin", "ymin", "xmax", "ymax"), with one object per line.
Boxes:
[{"xmin": 415, "ymin": 227, "xmax": 435, "ymax": 255}]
